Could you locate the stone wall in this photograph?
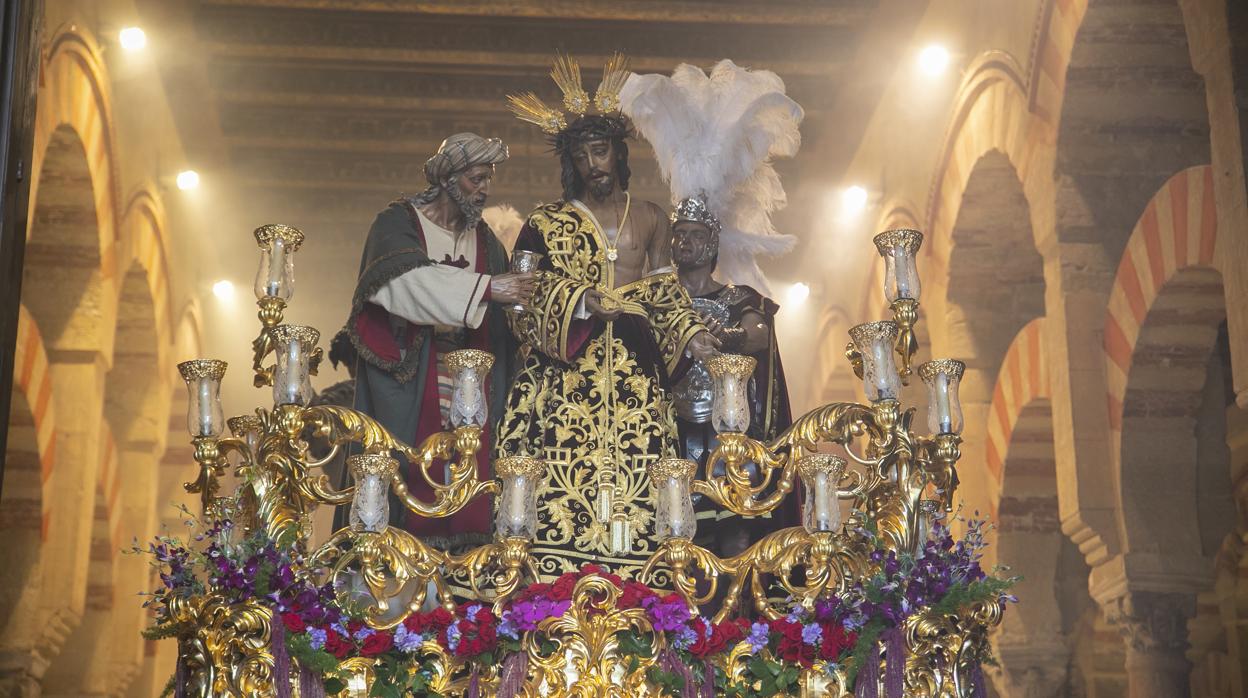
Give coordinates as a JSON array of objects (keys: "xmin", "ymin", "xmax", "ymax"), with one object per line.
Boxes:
[{"xmin": 804, "ymin": 0, "xmax": 1248, "ymax": 695}]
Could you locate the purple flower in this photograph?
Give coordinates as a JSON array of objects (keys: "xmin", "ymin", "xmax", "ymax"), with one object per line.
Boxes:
[
  {"xmin": 353, "ymin": 626, "xmax": 375, "ymax": 641},
  {"xmin": 308, "ymin": 628, "xmax": 327, "ymax": 650},
  {"xmin": 801, "ymin": 623, "xmax": 823, "ymax": 646},
  {"xmin": 498, "ymin": 611, "xmax": 520, "ymax": 640},
  {"xmin": 394, "ymin": 625, "xmax": 424, "ymax": 653},
  {"xmin": 446, "ymin": 623, "xmax": 462, "ymax": 653},
  {"xmin": 642, "ymin": 596, "xmax": 691, "ymax": 632},
  {"xmin": 747, "ymin": 622, "xmax": 770, "ymax": 653},
  {"xmin": 814, "ymin": 598, "xmax": 841, "ymax": 622},
  {"xmin": 673, "ymin": 625, "xmax": 698, "ymax": 650},
  {"xmin": 511, "ymin": 598, "xmax": 570, "ymax": 631}
]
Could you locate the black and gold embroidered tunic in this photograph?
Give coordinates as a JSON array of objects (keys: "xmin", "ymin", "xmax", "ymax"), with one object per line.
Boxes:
[{"xmin": 496, "ymin": 201, "xmax": 704, "ymax": 581}]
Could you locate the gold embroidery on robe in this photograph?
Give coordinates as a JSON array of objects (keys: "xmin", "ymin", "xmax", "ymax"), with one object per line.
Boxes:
[{"xmin": 497, "ymin": 202, "xmax": 702, "ymax": 583}]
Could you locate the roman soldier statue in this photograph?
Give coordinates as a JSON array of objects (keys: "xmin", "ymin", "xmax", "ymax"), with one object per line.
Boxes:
[{"xmin": 622, "ymin": 59, "xmax": 802, "ymax": 556}]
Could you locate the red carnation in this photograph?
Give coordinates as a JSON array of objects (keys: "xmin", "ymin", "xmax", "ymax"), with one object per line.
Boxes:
[
  {"xmin": 281, "ymin": 612, "xmax": 306, "ymax": 634},
  {"xmin": 323, "ymin": 629, "xmax": 353, "ymax": 660},
  {"xmin": 619, "ymin": 581, "xmax": 654, "ymax": 609},
  {"xmin": 819, "ymin": 624, "xmax": 857, "ymax": 662},
  {"xmin": 360, "ymin": 631, "xmax": 394, "ymax": 657},
  {"xmin": 515, "ymin": 582, "xmax": 551, "ymax": 603},
  {"xmin": 771, "ymin": 619, "xmax": 814, "ymax": 667},
  {"xmin": 719, "ymin": 620, "xmax": 746, "ymax": 646},
  {"xmin": 551, "ymin": 574, "xmax": 578, "ymax": 601},
  {"xmin": 690, "ymin": 620, "xmax": 742, "ymax": 659},
  {"xmin": 455, "ymin": 620, "xmax": 498, "ymax": 657},
  {"xmin": 579, "ymin": 564, "xmax": 605, "ymax": 577},
  {"xmin": 428, "ymin": 608, "xmax": 454, "ymax": 628}
]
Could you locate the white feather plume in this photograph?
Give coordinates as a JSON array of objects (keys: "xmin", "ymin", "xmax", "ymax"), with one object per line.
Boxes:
[
  {"xmin": 482, "ymin": 204, "xmax": 525, "ymax": 252},
  {"xmin": 620, "ymin": 59, "xmax": 803, "ymax": 294}
]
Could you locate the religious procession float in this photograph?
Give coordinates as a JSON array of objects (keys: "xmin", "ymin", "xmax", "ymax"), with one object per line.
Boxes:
[{"xmin": 138, "ymin": 56, "xmax": 1016, "ymax": 698}]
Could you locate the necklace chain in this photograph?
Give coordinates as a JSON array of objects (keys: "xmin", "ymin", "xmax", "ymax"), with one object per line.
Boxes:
[{"xmin": 605, "ymin": 192, "xmax": 631, "ymax": 263}]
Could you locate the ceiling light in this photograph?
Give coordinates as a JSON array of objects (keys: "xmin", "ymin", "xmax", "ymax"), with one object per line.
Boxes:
[
  {"xmin": 119, "ymin": 27, "xmax": 147, "ymax": 52},
  {"xmin": 787, "ymin": 282, "xmax": 811, "ymax": 306},
  {"xmin": 212, "ymin": 280, "xmax": 235, "ymax": 301},
  {"xmin": 176, "ymin": 170, "xmax": 200, "ymax": 191},
  {"xmin": 918, "ymin": 45, "xmax": 950, "ymax": 76},
  {"xmin": 841, "ymin": 185, "xmax": 869, "ymax": 216}
]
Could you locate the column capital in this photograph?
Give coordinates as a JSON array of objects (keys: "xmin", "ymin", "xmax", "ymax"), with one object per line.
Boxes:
[{"xmin": 1102, "ymin": 590, "xmax": 1196, "ymax": 654}]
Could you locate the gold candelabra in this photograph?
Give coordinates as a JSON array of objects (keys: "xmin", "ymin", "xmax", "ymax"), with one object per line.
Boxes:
[{"xmin": 161, "ymin": 224, "xmax": 1000, "ymax": 698}]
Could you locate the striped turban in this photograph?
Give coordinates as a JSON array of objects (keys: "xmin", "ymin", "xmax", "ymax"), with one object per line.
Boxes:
[{"xmin": 424, "ymin": 132, "xmax": 509, "ymax": 186}]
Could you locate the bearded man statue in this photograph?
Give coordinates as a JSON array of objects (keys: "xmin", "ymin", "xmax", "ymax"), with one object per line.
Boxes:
[{"xmin": 344, "ymin": 132, "xmax": 534, "ymax": 547}]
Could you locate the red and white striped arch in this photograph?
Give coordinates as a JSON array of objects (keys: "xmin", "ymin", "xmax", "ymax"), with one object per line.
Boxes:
[
  {"xmin": 985, "ymin": 318, "xmax": 1050, "ymax": 487},
  {"xmin": 1103, "ymin": 165, "xmax": 1221, "ymax": 435},
  {"xmin": 10, "ymin": 306, "xmax": 57, "ymax": 540}
]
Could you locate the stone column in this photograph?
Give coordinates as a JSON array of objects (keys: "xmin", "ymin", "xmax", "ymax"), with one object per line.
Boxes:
[
  {"xmin": 995, "ymin": 638, "xmax": 1069, "ymax": 698},
  {"xmin": 1105, "ymin": 591, "xmax": 1198, "ymax": 698}
]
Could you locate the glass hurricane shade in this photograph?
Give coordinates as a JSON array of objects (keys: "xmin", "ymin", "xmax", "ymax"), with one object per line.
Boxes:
[
  {"xmin": 445, "ymin": 350, "xmax": 495, "ymax": 428},
  {"xmin": 849, "ymin": 321, "xmax": 902, "ymax": 402},
  {"xmin": 348, "ymin": 454, "xmax": 398, "ymax": 533},
  {"xmin": 873, "ymin": 229, "xmax": 923, "ymax": 303},
  {"xmin": 178, "ymin": 359, "xmax": 227, "ymax": 437},
  {"xmin": 253, "ymin": 225, "xmax": 303, "ymax": 300},
  {"xmin": 918, "ymin": 359, "xmax": 966, "ymax": 435},
  {"xmin": 707, "ymin": 354, "xmax": 757, "ymax": 433},
  {"xmin": 270, "ymin": 325, "xmax": 319, "ymax": 406},
  {"xmin": 495, "ymin": 456, "xmax": 545, "ymax": 539},
  {"xmin": 797, "ymin": 455, "xmax": 846, "ymax": 533},
  {"xmin": 648, "ymin": 458, "xmax": 697, "ymax": 541}
]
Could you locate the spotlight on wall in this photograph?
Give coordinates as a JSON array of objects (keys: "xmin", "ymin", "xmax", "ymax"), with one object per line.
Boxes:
[
  {"xmin": 841, "ymin": 185, "xmax": 869, "ymax": 218},
  {"xmin": 918, "ymin": 45, "xmax": 950, "ymax": 76},
  {"xmin": 787, "ymin": 282, "xmax": 811, "ymax": 306},
  {"xmin": 212, "ymin": 280, "xmax": 235, "ymax": 301},
  {"xmin": 119, "ymin": 27, "xmax": 147, "ymax": 52},
  {"xmin": 176, "ymin": 170, "xmax": 200, "ymax": 191}
]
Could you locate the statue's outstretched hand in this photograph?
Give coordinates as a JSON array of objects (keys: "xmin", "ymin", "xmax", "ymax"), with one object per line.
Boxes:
[
  {"xmin": 490, "ymin": 272, "xmax": 536, "ymax": 306},
  {"xmin": 584, "ymin": 289, "xmax": 623, "ymax": 321},
  {"xmin": 688, "ymin": 330, "xmax": 721, "ymax": 363}
]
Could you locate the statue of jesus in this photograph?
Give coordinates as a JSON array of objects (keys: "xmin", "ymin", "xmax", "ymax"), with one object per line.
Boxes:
[{"xmin": 498, "ymin": 55, "xmax": 718, "ymax": 580}]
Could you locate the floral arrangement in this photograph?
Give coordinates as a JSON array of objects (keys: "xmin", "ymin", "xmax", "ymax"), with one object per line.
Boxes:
[{"xmin": 138, "ymin": 511, "xmax": 1014, "ymax": 698}]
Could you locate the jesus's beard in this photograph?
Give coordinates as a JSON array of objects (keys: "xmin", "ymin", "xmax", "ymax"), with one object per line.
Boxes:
[
  {"xmin": 445, "ymin": 182, "xmax": 484, "ymax": 232},
  {"xmin": 586, "ymin": 172, "xmax": 616, "ymax": 200}
]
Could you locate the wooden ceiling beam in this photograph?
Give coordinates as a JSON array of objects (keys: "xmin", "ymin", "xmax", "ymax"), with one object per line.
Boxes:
[
  {"xmin": 197, "ymin": 0, "xmax": 875, "ymax": 27},
  {"xmin": 201, "ymin": 43, "xmax": 840, "ymax": 78}
]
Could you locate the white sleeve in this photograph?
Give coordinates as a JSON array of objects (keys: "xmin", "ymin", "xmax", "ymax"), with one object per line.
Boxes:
[{"xmin": 370, "ymin": 265, "xmax": 492, "ymax": 328}]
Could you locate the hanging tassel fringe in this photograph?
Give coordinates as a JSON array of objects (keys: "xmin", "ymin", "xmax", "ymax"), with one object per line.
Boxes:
[
  {"xmin": 854, "ymin": 641, "xmax": 880, "ymax": 698},
  {"xmin": 883, "ymin": 627, "xmax": 905, "ymax": 698},
  {"xmin": 971, "ymin": 665, "xmax": 987, "ymax": 698},
  {"xmin": 700, "ymin": 660, "xmax": 715, "ymax": 698},
  {"xmin": 466, "ymin": 667, "xmax": 481, "ymax": 698},
  {"xmin": 659, "ymin": 648, "xmax": 696, "ymax": 698},
  {"xmin": 174, "ymin": 651, "xmax": 187, "ymax": 698},
  {"xmin": 497, "ymin": 652, "xmax": 529, "ymax": 698},
  {"xmin": 299, "ymin": 665, "xmax": 327, "ymax": 698},
  {"xmin": 270, "ymin": 619, "xmax": 292, "ymax": 698}
]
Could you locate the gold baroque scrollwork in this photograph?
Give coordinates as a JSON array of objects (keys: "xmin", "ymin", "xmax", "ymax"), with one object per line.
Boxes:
[
  {"xmin": 172, "ymin": 596, "xmax": 276, "ymax": 697},
  {"xmin": 525, "ymin": 575, "xmax": 664, "ymax": 697}
]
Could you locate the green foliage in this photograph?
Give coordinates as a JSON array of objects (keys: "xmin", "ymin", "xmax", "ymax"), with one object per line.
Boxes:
[{"xmin": 142, "ymin": 622, "xmax": 187, "ymax": 641}]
